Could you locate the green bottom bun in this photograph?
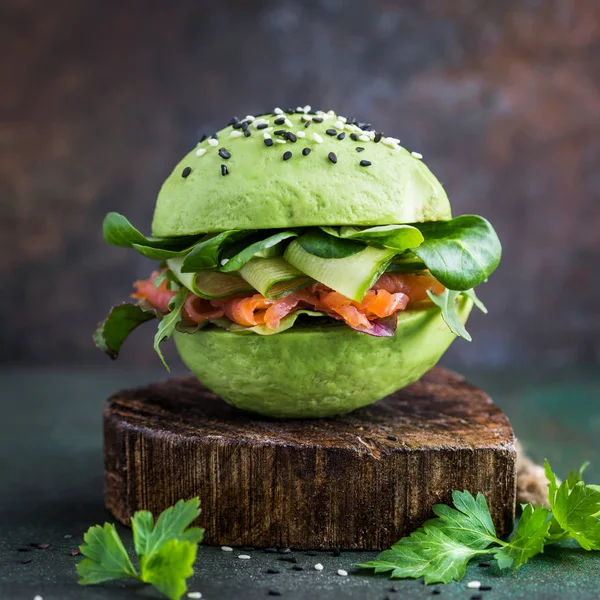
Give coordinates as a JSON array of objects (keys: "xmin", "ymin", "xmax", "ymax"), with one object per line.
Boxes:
[{"xmin": 173, "ymin": 297, "xmax": 472, "ymax": 418}]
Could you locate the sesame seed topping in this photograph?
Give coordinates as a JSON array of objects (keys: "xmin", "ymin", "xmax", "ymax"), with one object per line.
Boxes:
[
  {"xmin": 337, "ymin": 132, "xmax": 346, "ymax": 140},
  {"xmin": 359, "ymin": 134, "xmax": 370, "ymax": 142},
  {"xmin": 199, "ymin": 134, "xmax": 207, "ymax": 142},
  {"xmin": 313, "ymin": 117, "xmax": 324, "ymax": 123},
  {"xmin": 263, "ymin": 131, "xmax": 272, "ymax": 138},
  {"xmin": 274, "ymin": 117, "xmax": 285, "ymax": 125},
  {"xmin": 230, "ymin": 131, "xmax": 243, "ymax": 138},
  {"xmin": 337, "ymin": 569, "xmax": 348, "ymax": 576},
  {"xmin": 301, "ymin": 114, "xmax": 312, "ymax": 122},
  {"xmin": 238, "ymin": 554, "xmax": 251, "ymax": 560},
  {"xmin": 339, "ymin": 116, "xmax": 347, "ymax": 123},
  {"xmin": 181, "ymin": 166, "xmax": 191, "ymax": 178},
  {"xmin": 314, "ymin": 563, "xmax": 324, "ymax": 571},
  {"xmin": 356, "ymin": 147, "xmax": 365, "ymax": 152},
  {"xmin": 218, "ymin": 148, "xmax": 231, "ymax": 159},
  {"xmin": 221, "ymin": 546, "xmax": 233, "ymax": 552},
  {"xmin": 283, "ymin": 151, "xmax": 292, "ymax": 161},
  {"xmin": 333, "ymin": 120, "xmax": 345, "ymax": 129},
  {"xmin": 284, "ymin": 118, "xmax": 293, "ymax": 127},
  {"xmin": 296, "ymin": 131, "xmax": 306, "ymax": 138},
  {"xmin": 313, "ymin": 133, "xmax": 323, "ymax": 143},
  {"xmin": 221, "ymin": 164, "xmax": 229, "ymax": 176},
  {"xmin": 187, "ymin": 593, "xmax": 203, "ymax": 599},
  {"xmin": 274, "ymin": 107, "xmax": 283, "ymax": 115},
  {"xmin": 286, "ymin": 132, "xmax": 297, "ymax": 143},
  {"xmin": 244, "ymin": 115, "xmax": 255, "ymax": 121},
  {"xmin": 326, "ymin": 129, "xmax": 337, "ymax": 136},
  {"xmin": 256, "ymin": 123, "xmax": 268, "ymax": 130},
  {"xmin": 303, "ymin": 104, "xmax": 312, "ymax": 112},
  {"xmin": 350, "ymin": 133, "xmax": 359, "ymax": 141},
  {"xmin": 328, "ymin": 152, "xmax": 337, "ymax": 164},
  {"xmin": 208, "ymin": 138, "xmax": 218, "ymax": 147},
  {"xmin": 195, "ymin": 148, "xmax": 207, "ymax": 157},
  {"xmin": 467, "ymin": 581, "xmax": 481, "ymax": 589},
  {"xmin": 374, "ymin": 132, "xmax": 383, "ymax": 143},
  {"xmin": 360, "ymin": 159, "xmax": 372, "ymax": 166},
  {"xmin": 411, "ymin": 151, "xmax": 423, "ymax": 159},
  {"xmin": 243, "ymin": 130, "xmax": 251, "ymax": 137},
  {"xmin": 302, "ymin": 147, "xmax": 311, "ymax": 156},
  {"xmin": 232, "ymin": 122, "xmax": 242, "ymax": 129},
  {"xmin": 327, "ymin": 109, "xmax": 335, "ymax": 115},
  {"xmin": 264, "ymin": 138, "xmax": 274, "ymax": 147},
  {"xmin": 274, "ymin": 129, "xmax": 286, "ymax": 136},
  {"xmin": 296, "ymin": 106, "xmax": 304, "ymax": 112},
  {"xmin": 275, "ymin": 139, "xmax": 286, "ymax": 144}
]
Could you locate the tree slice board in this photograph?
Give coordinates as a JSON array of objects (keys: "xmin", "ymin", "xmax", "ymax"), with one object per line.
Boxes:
[{"xmin": 104, "ymin": 367, "xmax": 516, "ymax": 550}]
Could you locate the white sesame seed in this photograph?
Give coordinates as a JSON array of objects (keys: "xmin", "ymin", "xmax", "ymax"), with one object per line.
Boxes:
[
  {"xmin": 253, "ymin": 118, "xmax": 269, "ymax": 128},
  {"xmin": 276, "ymin": 139, "xmax": 286, "ymax": 144},
  {"xmin": 263, "ymin": 127, "xmax": 274, "ymax": 133},
  {"xmin": 229, "ymin": 131, "xmax": 243, "ymax": 138},
  {"xmin": 388, "ymin": 137, "xmax": 400, "ymax": 144},
  {"xmin": 238, "ymin": 554, "xmax": 251, "ymax": 560},
  {"xmin": 301, "ymin": 114, "xmax": 312, "ymax": 122},
  {"xmin": 338, "ymin": 116, "xmax": 347, "ymax": 123},
  {"xmin": 359, "ymin": 134, "xmax": 370, "ymax": 142},
  {"xmin": 221, "ymin": 545, "xmax": 233, "ymax": 552},
  {"xmin": 313, "ymin": 133, "xmax": 323, "ymax": 144},
  {"xmin": 316, "ymin": 110, "xmax": 326, "ymax": 115},
  {"xmin": 195, "ymin": 148, "xmax": 207, "ymax": 156},
  {"xmin": 327, "ymin": 110, "xmax": 335, "ymax": 115},
  {"xmin": 314, "ymin": 563, "xmax": 324, "ymax": 571},
  {"xmin": 244, "ymin": 115, "xmax": 255, "ymax": 121},
  {"xmin": 333, "ymin": 120, "xmax": 345, "ymax": 130},
  {"xmin": 411, "ymin": 151, "xmax": 423, "ymax": 159},
  {"xmin": 296, "ymin": 131, "xmax": 306, "ymax": 138},
  {"xmin": 382, "ymin": 137, "xmax": 397, "ymax": 147},
  {"xmin": 208, "ymin": 138, "xmax": 218, "ymax": 147},
  {"xmin": 467, "ymin": 581, "xmax": 481, "ymax": 589},
  {"xmin": 187, "ymin": 593, "xmax": 203, "ymax": 599},
  {"xmin": 337, "ymin": 569, "xmax": 348, "ymax": 576},
  {"xmin": 303, "ymin": 104, "xmax": 311, "ymax": 113},
  {"xmin": 274, "ymin": 107, "xmax": 283, "ymax": 115},
  {"xmin": 263, "ymin": 132, "xmax": 272, "ymax": 139},
  {"xmin": 284, "ymin": 118, "xmax": 293, "ymax": 128},
  {"xmin": 345, "ymin": 123, "xmax": 356, "ymax": 132},
  {"xmin": 64, "ymin": 534, "xmax": 72, "ymax": 539}
]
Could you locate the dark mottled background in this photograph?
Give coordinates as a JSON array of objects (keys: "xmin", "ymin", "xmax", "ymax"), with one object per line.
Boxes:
[{"xmin": 1, "ymin": 0, "xmax": 599, "ymax": 368}]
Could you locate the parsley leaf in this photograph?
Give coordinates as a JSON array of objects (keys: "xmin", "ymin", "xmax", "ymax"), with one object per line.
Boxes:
[{"xmin": 77, "ymin": 498, "xmax": 204, "ymax": 600}]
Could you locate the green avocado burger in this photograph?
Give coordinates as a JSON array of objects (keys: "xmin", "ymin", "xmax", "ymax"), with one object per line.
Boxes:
[{"xmin": 96, "ymin": 106, "xmax": 501, "ymax": 418}]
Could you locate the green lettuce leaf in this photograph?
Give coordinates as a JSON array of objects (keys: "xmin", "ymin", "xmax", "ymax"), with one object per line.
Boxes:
[
  {"xmin": 427, "ymin": 288, "xmax": 488, "ymax": 342},
  {"xmin": 322, "ymin": 224, "xmax": 424, "ymax": 252},
  {"xmin": 181, "ymin": 230, "xmax": 255, "ymax": 272},
  {"xmin": 94, "ymin": 303, "xmax": 157, "ymax": 359},
  {"xmin": 298, "ymin": 228, "xmax": 366, "ymax": 259},
  {"xmin": 412, "ymin": 215, "xmax": 501, "ymax": 291},
  {"xmin": 221, "ymin": 231, "xmax": 298, "ymax": 272}
]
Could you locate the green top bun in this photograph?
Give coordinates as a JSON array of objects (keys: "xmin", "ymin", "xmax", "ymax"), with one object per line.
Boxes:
[{"xmin": 152, "ymin": 108, "xmax": 451, "ymax": 237}]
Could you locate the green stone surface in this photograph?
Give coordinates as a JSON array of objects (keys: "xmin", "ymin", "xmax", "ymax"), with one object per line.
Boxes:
[
  {"xmin": 1, "ymin": 367, "xmax": 599, "ymax": 599},
  {"xmin": 152, "ymin": 110, "xmax": 451, "ymax": 236}
]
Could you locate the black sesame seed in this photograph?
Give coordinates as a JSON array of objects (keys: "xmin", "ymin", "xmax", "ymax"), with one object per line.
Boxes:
[
  {"xmin": 328, "ymin": 152, "xmax": 337, "ymax": 163},
  {"xmin": 243, "ymin": 129, "xmax": 251, "ymax": 137},
  {"xmin": 313, "ymin": 117, "xmax": 324, "ymax": 123},
  {"xmin": 356, "ymin": 147, "xmax": 365, "ymax": 152},
  {"xmin": 350, "ymin": 133, "xmax": 359, "ymax": 141},
  {"xmin": 387, "ymin": 434, "xmax": 397, "ymax": 440},
  {"xmin": 257, "ymin": 123, "xmax": 268, "ymax": 130},
  {"xmin": 360, "ymin": 160, "xmax": 372, "ymax": 167},
  {"xmin": 470, "ymin": 595, "xmax": 483, "ymax": 600},
  {"xmin": 292, "ymin": 565, "xmax": 304, "ymax": 571},
  {"xmin": 264, "ymin": 138, "xmax": 274, "ymax": 147},
  {"xmin": 305, "ymin": 551, "xmax": 318, "ymax": 556},
  {"xmin": 326, "ymin": 128, "xmax": 337, "ymax": 136},
  {"xmin": 199, "ymin": 133, "xmax": 207, "ymax": 141},
  {"xmin": 268, "ymin": 591, "xmax": 282, "ymax": 597},
  {"xmin": 274, "ymin": 129, "xmax": 286, "ymax": 136},
  {"xmin": 218, "ymin": 148, "xmax": 231, "ymax": 159},
  {"xmin": 283, "ymin": 151, "xmax": 292, "ymax": 161},
  {"xmin": 221, "ymin": 164, "xmax": 229, "ymax": 176},
  {"xmin": 302, "ymin": 147, "xmax": 311, "ymax": 156},
  {"xmin": 286, "ymin": 132, "xmax": 297, "ymax": 143},
  {"xmin": 241, "ymin": 121, "xmax": 249, "ymax": 130},
  {"xmin": 304, "ymin": 121, "xmax": 311, "ymax": 128},
  {"xmin": 232, "ymin": 122, "xmax": 242, "ymax": 129},
  {"xmin": 337, "ymin": 132, "xmax": 346, "ymax": 140},
  {"xmin": 277, "ymin": 556, "xmax": 297, "ymax": 563},
  {"xmin": 432, "ymin": 589, "xmax": 441, "ymax": 595},
  {"xmin": 228, "ymin": 116, "xmax": 239, "ymax": 125},
  {"xmin": 374, "ymin": 132, "xmax": 383, "ymax": 143},
  {"xmin": 390, "ymin": 585, "xmax": 399, "ymax": 592},
  {"xmin": 211, "ymin": 133, "xmax": 218, "ymax": 139},
  {"xmin": 286, "ymin": 108, "xmax": 295, "ymax": 114},
  {"xmin": 181, "ymin": 166, "xmax": 192, "ymax": 178},
  {"xmin": 266, "ymin": 568, "xmax": 281, "ymax": 574},
  {"xmin": 331, "ymin": 548, "xmax": 341, "ymax": 557},
  {"xmin": 478, "ymin": 561, "xmax": 491, "ymax": 567},
  {"xmin": 274, "ymin": 117, "xmax": 285, "ymax": 125},
  {"xmin": 479, "ymin": 586, "xmax": 492, "ymax": 591}
]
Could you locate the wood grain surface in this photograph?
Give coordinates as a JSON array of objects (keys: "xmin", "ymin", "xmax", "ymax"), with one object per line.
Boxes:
[{"xmin": 104, "ymin": 367, "xmax": 516, "ymax": 550}]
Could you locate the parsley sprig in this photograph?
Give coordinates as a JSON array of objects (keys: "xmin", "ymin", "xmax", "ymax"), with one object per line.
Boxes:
[
  {"xmin": 77, "ymin": 498, "xmax": 204, "ymax": 600},
  {"xmin": 358, "ymin": 460, "xmax": 600, "ymax": 584}
]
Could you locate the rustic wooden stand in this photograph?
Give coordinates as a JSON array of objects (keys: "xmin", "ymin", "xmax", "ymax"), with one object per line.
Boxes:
[{"xmin": 104, "ymin": 367, "xmax": 516, "ymax": 550}]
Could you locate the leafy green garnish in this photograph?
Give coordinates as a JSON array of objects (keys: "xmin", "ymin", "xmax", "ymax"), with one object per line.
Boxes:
[
  {"xmin": 358, "ymin": 460, "xmax": 600, "ymax": 584},
  {"xmin": 154, "ymin": 288, "xmax": 188, "ymax": 370},
  {"xmin": 181, "ymin": 230, "xmax": 254, "ymax": 272},
  {"xmin": 322, "ymin": 224, "xmax": 424, "ymax": 252},
  {"xmin": 77, "ymin": 498, "xmax": 204, "ymax": 600},
  {"xmin": 103, "ymin": 213, "xmax": 200, "ymax": 259},
  {"xmin": 221, "ymin": 230, "xmax": 297, "ymax": 272},
  {"xmin": 298, "ymin": 228, "xmax": 366, "ymax": 259},
  {"xmin": 427, "ymin": 288, "xmax": 487, "ymax": 342},
  {"xmin": 93, "ymin": 303, "xmax": 157, "ymax": 359},
  {"xmin": 412, "ymin": 215, "xmax": 501, "ymax": 291}
]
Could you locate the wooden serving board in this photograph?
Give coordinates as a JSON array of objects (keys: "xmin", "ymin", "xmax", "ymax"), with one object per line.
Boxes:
[{"xmin": 104, "ymin": 367, "xmax": 516, "ymax": 550}]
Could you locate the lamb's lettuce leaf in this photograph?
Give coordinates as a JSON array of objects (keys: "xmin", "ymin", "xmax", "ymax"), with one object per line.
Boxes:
[
  {"xmin": 427, "ymin": 288, "xmax": 487, "ymax": 342},
  {"xmin": 298, "ymin": 229, "xmax": 366, "ymax": 259},
  {"xmin": 181, "ymin": 231, "xmax": 254, "ymax": 272},
  {"xmin": 412, "ymin": 216, "xmax": 501, "ymax": 291},
  {"xmin": 221, "ymin": 231, "xmax": 297, "ymax": 272},
  {"xmin": 322, "ymin": 224, "xmax": 424, "ymax": 253}
]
